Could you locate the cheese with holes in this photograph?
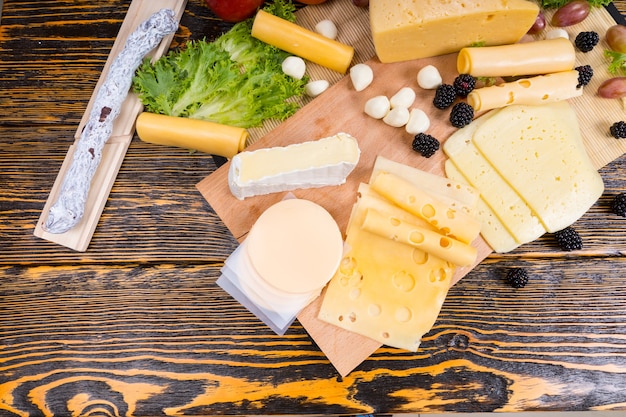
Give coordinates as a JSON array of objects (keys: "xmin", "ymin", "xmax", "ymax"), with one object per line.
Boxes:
[
  {"xmin": 228, "ymin": 133, "xmax": 360, "ymax": 200},
  {"xmin": 370, "ymin": 171, "xmax": 481, "ymax": 244},
  {"xmin": 369, "ymin": 0, "xmax": 539, "ymax": 63},
  {"xmin": 471, "ymin": 102, "xmax": 604, "ymax": 233},
  {"xmin": 318, "ymin": 188, "xmax": 455, "ymax": 352},
  {"xmin": 467, "ymin": 70, "xmax": 582, "ymax": 112}
]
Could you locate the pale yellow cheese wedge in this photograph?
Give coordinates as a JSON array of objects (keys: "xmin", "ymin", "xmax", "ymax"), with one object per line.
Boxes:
[
  {"xmin": 361, "ymin": 207, "xmax": 478, "ymax": 266},
  {"xmin": 457, "ymin": 38, "xmax": 575, "ymax": 77},
  {"xmin": 445, "ymin": 162, "xmax": 521, "ymax": 253},
  {"xmin": 471, "ymin": 102, "xmax": 604, "ymax": 233},
  {"xmin": 370, "ymin": 0, "xmax": 539, "ymax": 63},
  {"xmin": 467, "ymin": 70, "xmax": 583, "ymax": 112},
  {"xmin": 443, "ymin": 110, "xmax": 546, "ymax": 246},
  {"xmin": 370, "ymin": 171, "xmax": 482, "ymax": 244}
]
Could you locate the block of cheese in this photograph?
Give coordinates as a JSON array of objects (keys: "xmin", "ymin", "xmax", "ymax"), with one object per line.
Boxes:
[
  {"xmin": 467, "ymin": 70, "xmax": 583, "ymax": 112},
  {"xmin": 318, "ymin": 188, "xmax": 455, "ymax": 352},
  {"xmin": 369, "ymin": 0, "xmax": 539, "ymax": 63},
  {"xmin": 457, "ymin": 38, "xmax": 576, "ymax": 78},
  {"xmin": 444, "ymin": 111, "xmax": 546, "ymax": 246},
  {"xmin": 370, "ymin": 171, "xmax": 481, "ymax": 244},
  {"xmin": 444, "ymin": 162, "xmax": 521, "ymax": 253},
  {"xmin": 471, "ymin": 102, "xmax": 604, "ymax": 233},
  {"xmin": 228, "ymin": 132, "xmax": 360, "ymax": 200}
]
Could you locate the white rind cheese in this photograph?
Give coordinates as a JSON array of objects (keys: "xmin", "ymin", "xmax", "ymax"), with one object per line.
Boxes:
[{"xmin": 228, "ymin": 132, "xmax": 360, "ymax": 200}]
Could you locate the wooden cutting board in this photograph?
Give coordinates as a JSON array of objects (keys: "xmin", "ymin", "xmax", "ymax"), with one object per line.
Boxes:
[{"xmin": 197, "ymin": 2, "xmax": 626, "ymax": 376}]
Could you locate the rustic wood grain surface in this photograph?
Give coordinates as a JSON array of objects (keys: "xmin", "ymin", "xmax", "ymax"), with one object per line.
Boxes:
[{"xmin": 2, "ymin": 1, "xmax": 626, "ymax": 415}]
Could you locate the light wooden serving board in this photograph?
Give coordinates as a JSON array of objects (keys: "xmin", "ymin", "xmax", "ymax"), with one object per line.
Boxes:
[
  {"xmin": 34, "ymin": 0, "xmax": 188, "ymax": 252},
  {"xmin": 197, "ymin": 3, "xmax": 626, "ymax": 376}
]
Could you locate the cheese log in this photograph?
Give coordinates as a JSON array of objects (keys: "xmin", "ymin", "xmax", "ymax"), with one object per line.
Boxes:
[
  {"xmin": 370, "ymin": 171, "xmax": 481, "ymax": 244},
  {"xmin": 251, "ymin": 10, "xmax": 354, "ymax": 73},
  {"xmin": 443, "ymin": 110, "xmax": 546, "ymax": 246},
  {"xmin": 370, "ymin": 156, "xmax": 479, "ymax": 216},
  {"xmin": 361, "ymin": 208, "xmax": 478, "ymax": 266},
  {"xmin": 467, "ymin": 70, "xmax": 583, "ymax": 112},
  {"xmin": 457, "ymin": 38, "xmax": 575, "ymax": 77},
  {"xmin": 136, "ymin": 112, "xmax": 248, "ymax": 158},
  {"xmin": 228, "ymin": 132, "xmax": 360, "ymax": 200},
  {"xmin": 369, "ymin": 0, "xmax": 539, "ymax": 63},
  {"xmin": 471, "ymin": 102, "xmax": 604, "ymax": 233},
  {"xmin": 444, "ymin": 162, "xmax": 521, "ymax": 253},
  {"xmin": 318, "ymin": 191, "xmax": 455, "ymax": 352}
]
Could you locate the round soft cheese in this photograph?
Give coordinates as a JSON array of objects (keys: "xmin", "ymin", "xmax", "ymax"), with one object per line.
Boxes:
[{"xmin": 245, "ymin": 198, "xmax": 343, "ymax": 294}]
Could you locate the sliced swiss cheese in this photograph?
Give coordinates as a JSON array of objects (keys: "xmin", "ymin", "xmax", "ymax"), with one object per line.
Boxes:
[
  {"xmin": 228, "ymin": 132, "xmax": 360, "ymax": 200},
  {"xmin": 471, "ymin": 102, "xmax": 604, "ymax": 233},
  {"xmin": 369, "ymin": 0, "xmax": 539, "ymax": 63}
]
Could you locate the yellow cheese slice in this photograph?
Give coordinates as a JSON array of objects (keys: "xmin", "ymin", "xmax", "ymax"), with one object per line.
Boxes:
[
  {"xmin": 467, "ymin": 70, "xmax": 583, "ymax": 112},
  {"xmin": 318, "ymin": 193, "xmax": 455, "ymax": 352},
  {"xmin": 471, "ymin": 102, "xmax": 604, "ymax": 233},
  {"xmin": 369, "ymin": 0, "xmax": 539, "ymax": 63},
  {"xmin": 361, "ymin": 207, "xmax": 478, "ymax": 266},
  {"xmin": 245, "ymin": 198, "xmax": 343, "ymax": 294},
  {"xmin": 457, "ymin": 38, "xmax": 575, "ymax": 77},
  {"xmin": 444, "ymin": 162, "xmax": 521, "ymax": 253},
  {"xmin": 443, "ymin": 111, "xmax": 546, "ymax": 245},
  {"xmin": 370, "ymin": 155, "xmax": 479, "ymax": 216},
  {"xmin": 370, "ymin": 171, "xmax": 482, "ymax": 244}
]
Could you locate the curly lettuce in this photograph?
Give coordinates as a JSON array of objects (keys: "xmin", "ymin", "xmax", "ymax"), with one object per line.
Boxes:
[{"xmin": 132, "ymin": 0, "xmax": 306, "ymax": 128}]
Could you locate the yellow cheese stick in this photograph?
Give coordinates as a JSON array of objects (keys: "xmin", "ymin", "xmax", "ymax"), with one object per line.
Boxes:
[
  {"xmin": 457, "ymin": 38, "xmax": 575, "ymax": 77},
  {"xmin": 251, "ymin": 10, "xmax": 354, "ymax": 74},
  {"xmin": 467, "ymin": 70, "xmax": 582, "ymax": 112},
  {"xmin": 361, "ymin": 208, "xmax": 478, "ymax": 267},
  {"xmin": 370, "ymin": 171, "xmax": 481, "ymax": 244},
  {"xmin": 135, "ymin": 112, "xmax": 248, "ymax": 158}
]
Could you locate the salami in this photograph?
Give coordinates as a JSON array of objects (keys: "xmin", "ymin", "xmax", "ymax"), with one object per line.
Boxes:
[{"xmin": 44, "ymin": 8, "xmax": 178, "ymax": 234}]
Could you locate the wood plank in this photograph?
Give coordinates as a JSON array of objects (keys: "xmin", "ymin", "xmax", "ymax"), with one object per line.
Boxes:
[{"xmin": 32, "ymin": 0, "xmax": 188, "ymax": 251}]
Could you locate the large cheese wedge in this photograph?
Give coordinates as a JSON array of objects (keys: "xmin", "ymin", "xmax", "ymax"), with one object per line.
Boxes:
[
  {"xmin": 369, "ymin": 0, "xmax": 539, "ymax": 63},
  {"xmin": 444, "ymin": 110, "xmax": 546, "ymax": 247},
  {"xmin": 318, "ymin": 188, "xmax": 455, "ymax": 352},
  {"xmin": 228, "ymin": 132, "xmax": 360, "ymax": 200},
  {"xmin": 471, "ymin": 102, "xmax": 604, "ymax": 233}
]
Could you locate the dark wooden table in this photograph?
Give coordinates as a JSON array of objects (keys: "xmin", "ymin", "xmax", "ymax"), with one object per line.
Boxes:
[{"xmin": 2, "ymin": 1, "xmax": 626, "ymax": 415}]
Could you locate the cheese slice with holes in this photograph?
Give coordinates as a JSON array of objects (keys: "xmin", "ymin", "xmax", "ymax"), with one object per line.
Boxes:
[{"xmin": 471, "ymin": 102, "xmax": 604, "ymax": 233}]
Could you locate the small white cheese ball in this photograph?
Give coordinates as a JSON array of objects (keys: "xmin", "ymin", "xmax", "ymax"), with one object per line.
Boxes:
[
  {"xmin": 364, "ymin": 95, "xmax": 391, "ymax": 119},
  {"xmin": 350, "ymin": 63, "xmax": 374, "ymax": 92},
  {"xmin": 305, "ymin": 79, "xmax": 330, "ymax": 97},
  {"xmin": 390, "ymin": 86, "xmax": 416, "ymax": 108},
  {"xmin": 315, "ymin": 19, "xmax": 338, "ymax": 40},
  {"xmin": 383, "ymin": 107, "xmax": 410, "ymax": 127},
  {"xmin": 282, "ymin": 56, "xmax": 306, "ymax": 80},
  {"xmin": 545, "ymin": 28, "xmax": 569, "ymax": 40},
  {"xmin": 405, "ymin": 108, "xmax": 431, "ymax": 135},
  {"xmin": 417, "ymin": 64, "xmax": 443, "ymax": 90}
]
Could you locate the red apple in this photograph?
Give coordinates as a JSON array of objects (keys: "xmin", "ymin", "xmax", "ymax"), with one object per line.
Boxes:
[{"xmin": 205, "ymin": 0, "xmax": 265, "ymax": 23}]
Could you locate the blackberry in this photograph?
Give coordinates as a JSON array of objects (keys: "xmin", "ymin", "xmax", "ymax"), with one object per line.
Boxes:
[
  {"xmin": 433, "ymin": 83, "xmax": 456, "ymax": 109},
  {"xmin": 575, "ymin": 31, "xmax": 599, "ymax": 53},
  {"xmin": 610, "ymin": 121, "xmax": 626, "ymax": 139},
  {"xmin": 453, "ymin": 73, "xmax": 476, "ymax": 97},
  {"xmin": 449, "ymin": 102, "xmax": 474, "ymax": 128},
  {"xmin": 412, "ymin": 133, "xmax": 440, "ymax": 157},
  {"xmin": 575, "ymin": 65, "xmax": 593, "ymax": 88},
  {"xmin": 611, "ymin": 192, "xmax": 626, "ymax": 217},
  {"xmin": 553, "ymin": 226, "xmax": 583, "ymax": 251},
  {"xmin": 506, "ymin": 268, "xmax": 529, "ymax": 288}
]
